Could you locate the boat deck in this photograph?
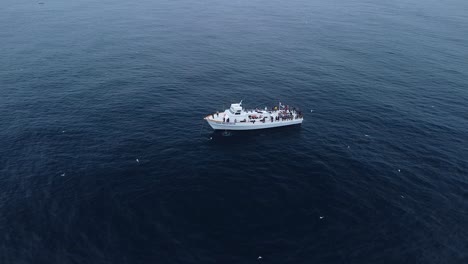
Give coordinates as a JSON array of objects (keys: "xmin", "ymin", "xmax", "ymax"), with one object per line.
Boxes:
[{"xmin": 205, "ymin": 109, "xmax": 303, "ymax": 130}]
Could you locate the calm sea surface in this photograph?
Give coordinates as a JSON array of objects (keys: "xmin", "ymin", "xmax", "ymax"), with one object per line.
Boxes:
[{"xmin": 1, "ymin": 0, "xmax": 467, "ymax": 263}]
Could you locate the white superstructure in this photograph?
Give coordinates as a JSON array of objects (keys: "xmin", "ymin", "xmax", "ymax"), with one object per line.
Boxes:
[{"xmin": 204, "ymin": 101, "xmax": 303, "ymax": 131}]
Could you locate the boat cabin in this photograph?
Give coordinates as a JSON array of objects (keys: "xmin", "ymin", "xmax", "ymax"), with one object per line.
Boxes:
[{"xmin": 229, "ymin": 103, "xmax": 243, "ymax": 115}]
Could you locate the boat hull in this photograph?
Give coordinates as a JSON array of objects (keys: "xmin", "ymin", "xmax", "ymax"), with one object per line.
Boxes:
[{"xmin": 205, "ymin": 118, "xmax": 303, "ymax": 131}]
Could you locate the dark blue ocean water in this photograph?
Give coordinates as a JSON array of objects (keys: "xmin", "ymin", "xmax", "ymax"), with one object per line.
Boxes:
[{"xmin": 1, "ymin": 0, "xmax": 467, "ymax": 263}]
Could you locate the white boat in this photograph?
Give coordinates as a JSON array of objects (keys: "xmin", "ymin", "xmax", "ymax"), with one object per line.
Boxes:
[{"xmin": 204, "ymin": 101, "xmax": 303, "ymax": 131}]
